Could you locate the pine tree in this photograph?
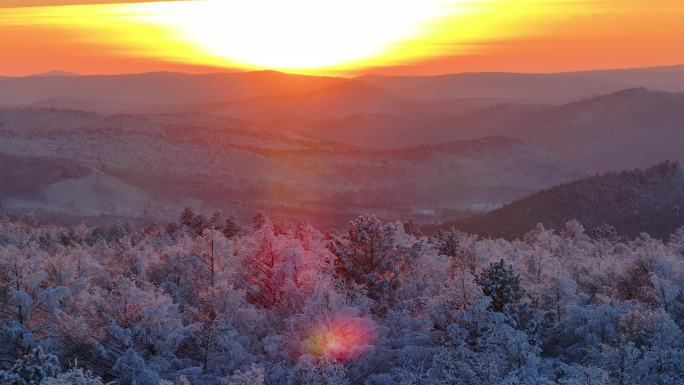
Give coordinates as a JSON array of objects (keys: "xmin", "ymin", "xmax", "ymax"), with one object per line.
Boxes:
[
  {"xmin": 0, "ymin": 347, "xmax": 60, "ymax": 385},
  {"xmin": 222, "ymin": 217, "xmax": 241, "ymax": 239},
  {"xmin": 330, "ymin": 215, "xmax": 408, "ymax": 308},
  {"xmin": 476, "ymin": 259, "xmax": 524, "ymax": 312},
  {"xmin": 180, "ymin": 208, "xmax": 194, "ymax": 228}
]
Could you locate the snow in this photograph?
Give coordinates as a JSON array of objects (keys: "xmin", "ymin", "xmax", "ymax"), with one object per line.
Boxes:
[{"xmin": 0, "ymin": 214, "xmax": 682, "ymax": 384}]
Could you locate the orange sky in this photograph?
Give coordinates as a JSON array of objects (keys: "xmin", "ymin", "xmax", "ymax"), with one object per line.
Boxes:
[{"xmin": 1, "ymin": 0, "xmax": 683, "ymax": 76}]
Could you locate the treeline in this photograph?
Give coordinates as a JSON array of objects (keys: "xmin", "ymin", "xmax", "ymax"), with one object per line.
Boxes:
[{"xmin": 0, "ymin": 212, "xmax": 683, "ymax": 384}]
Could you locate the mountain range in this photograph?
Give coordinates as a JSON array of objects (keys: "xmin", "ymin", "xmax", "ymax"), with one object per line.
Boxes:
[
  {"xmin": 1, "ymin": 65, "xmax": 683, "ymax": 227},
  {"xmin": 4, "ymin": 64, "xmax": 684, "ymax": 107},
  {"xmin": 299, "ymin": 87, "xmax": 684, "ymax": 172},
  {"xmin": 0, "ymin": 108, "xmax": 583, "ymax": 227}
]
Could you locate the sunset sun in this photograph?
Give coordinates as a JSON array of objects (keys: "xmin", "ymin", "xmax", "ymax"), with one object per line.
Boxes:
[{"xmin": 121, "ymin": 0, "xmax": 467, "ymax": 71}]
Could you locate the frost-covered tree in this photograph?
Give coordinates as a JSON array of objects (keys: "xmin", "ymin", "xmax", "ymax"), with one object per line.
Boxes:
[
  {"xmin": 222, "ymin": 217, "xmax": 241, "ymax": 239},
  {"xmin": 46, "ymin": 363, "xmax": 107, "ymax": 385},
  {"xmin": 0, "ymin": 214, "xmax": 682, "ymax": 385},
  {"xmin": 0, "ymin": 347, "xmax": 60, "ymax": 385},
  {"xmin": 330, "ymin": 215, "xmax": 418, "ymax": 311},
  {"xmin": 476, "ymin": 259, "xmax": 524, "ymax": 313},
  {"xmin": 111, "ymin": 349, "xmax": 159, "ymax": 385},
  {"xmin": 222, "ymin": 365, "xmax": 264, "ymax": 385},
  {"xmin": 293, "ymin": 356, "xmax": 348, "ymax": 385}
]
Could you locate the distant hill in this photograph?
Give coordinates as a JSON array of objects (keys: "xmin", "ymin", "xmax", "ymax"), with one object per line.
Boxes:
[
  {"xmin": 30, "ymin": 70, "xmax": 80, "ymax": 77},
  {"xmin": 0, "ymin": 154, "xmax": 89, "ymax": 200},
  {"xmin": 200, "ymin": 79, "xmax": 414, "ymax": 120},
  {"xmin": 5, "ymin": 69, "xmax": 684, "ymax": 174},
  {"xmin": 300, "ymin": 88, "xmax": 684, "ymax": 172},
  {"xmin": 0, "ymin": 107, "xmax": 584, "ymax": 226},
  {"xmin": 433, "ymin": 162, "xmax": 684, "ymax": 240},
  {"xmin": 4, "ymin": 65, "xmax": 684, "ymax": 115},
  {"xmin": 450, "ymin": 88, "xmax": 684, "ymax": 172},
  {"xmin": 0, "ymin": 70, "xmax": 343, "ymax": 109},
  {"xmin": 358, "ymin": 65, "xmax": 684, "ymax": 102},
  {"xmin": 201, "ymin": 79, "xmax": 500, "ymax": 121}
]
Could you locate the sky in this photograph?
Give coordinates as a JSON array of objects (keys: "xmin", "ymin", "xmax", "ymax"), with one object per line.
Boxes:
[{"xmin": 1, "ymin": 0, "xmax": 683, "ymax": 76}]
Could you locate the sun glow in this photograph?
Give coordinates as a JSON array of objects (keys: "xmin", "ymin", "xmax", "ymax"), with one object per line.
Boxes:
[
  {"xmin": 6, "ymin": 0, "xmax": 671, "ymax": 75},
  {"xmin": 119, "ymin": 0, "xmax": 475, "ymax": 71},
  {"xmin": 0, "ymin": 0, "xmax": 499, "ymax": 74}
]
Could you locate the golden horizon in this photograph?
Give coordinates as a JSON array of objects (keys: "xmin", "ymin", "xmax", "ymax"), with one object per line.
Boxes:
[{"xmin": 1, "ymin": 0, "xmax": 684, "ymax": 76}]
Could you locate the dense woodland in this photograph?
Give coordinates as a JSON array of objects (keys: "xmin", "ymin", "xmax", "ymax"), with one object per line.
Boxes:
[
  {"xmin": 441, "ymin": 162, "xmax": 684, "ymax": 240},
  {"xmin": 1, "ymin": 209, "xmax": 683, "ymax": 385}
]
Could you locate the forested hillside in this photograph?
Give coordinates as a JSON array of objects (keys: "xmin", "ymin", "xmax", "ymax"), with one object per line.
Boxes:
[
  {"xmin": 438, "ymin": 161, "xmax": 684, "ymax": 240},
  {"xmin": 291, "ymin": 88, "xmax": 684, "ymax": 172},
  {"xmin": 0, "ymin": 108, "xmax": 583, "ymax": 226},
  {"xmin": 1, "ymin": 212, "xmax": 683, "ymax": 384}
]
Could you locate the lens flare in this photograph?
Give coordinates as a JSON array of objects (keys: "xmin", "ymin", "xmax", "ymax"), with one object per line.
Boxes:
[{"xmin": 302, "ymin": 316, "xmax": 376, "ymax": 361}]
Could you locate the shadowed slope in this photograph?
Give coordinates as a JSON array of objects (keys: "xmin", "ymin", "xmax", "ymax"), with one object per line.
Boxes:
[{"xmin": 434, "ymin": 162, "xmax": 684, "ymax": 240}]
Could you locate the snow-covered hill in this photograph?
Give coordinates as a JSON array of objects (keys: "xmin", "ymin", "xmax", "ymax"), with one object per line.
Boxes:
[{"xmin": 0, "ymin": 108, "xmax": 584, "ymax": 226}]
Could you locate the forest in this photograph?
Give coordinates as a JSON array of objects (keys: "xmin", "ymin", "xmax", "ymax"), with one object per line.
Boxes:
[
  {"xmin": 0, "ymin": 210, "xmax": 683, "ymax": 385},
  {"xmin": 440, "ymin": 161, "xmax": 684, "ymax": 240}
]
